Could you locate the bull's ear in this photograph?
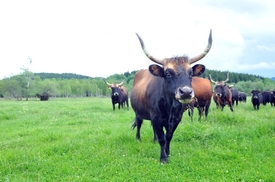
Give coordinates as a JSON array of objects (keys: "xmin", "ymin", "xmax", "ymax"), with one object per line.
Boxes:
[
  {"xmin": 192, "ymin": 64, "xmax": 205, "ymax": 76},
  {"xmin": 149, "ymin": 64, "xmax": 164, "ymax": 77}
]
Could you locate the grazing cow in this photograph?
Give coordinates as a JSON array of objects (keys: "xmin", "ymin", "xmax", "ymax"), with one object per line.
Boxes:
[
  {"xmin": 131, "ymin": 30, "xmax": 212, "ymax": 163},
  {"xmin": 185, "ymin": 77, "xmax": 212, "ymax": 121},
  {"xmin": 106, "ymin": 81, "xmax": 129, "ymax": 111},
  {"xmin": 230, "ymin": 87, "xmax": 239, "ymax": 106},
  {"xmin": 210, "ymin": 73, "xmax": 233, "ymax": 112},
  {"xmin": 251, "ymin": 90, "xmax": 263, "ymax": 110},
  {"xmin": 261, "ymin": 91, "xmax": 271, "ymax": 106},
  {"xmin": 36, "ymin": 92, "xmax": 50, "ymax": 101},
  {"xmin": 270, "ymin": 90, "xmax": 275, "ymax": 106},
  {"xmin": 238, "ymin": 92, "xmax": 247, "ymax": 103}
]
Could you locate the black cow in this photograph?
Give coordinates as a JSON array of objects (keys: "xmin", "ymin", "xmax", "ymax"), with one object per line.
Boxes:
[
  {"xmin": 270, "ymin": 90, "xmax": 275, "ymax": 106},
  {"xmin": 261, "ymin": 91, "xmax": 271, "ymax": 106},
  {"xmin": 131, "ymin": 30, "xmax": 212, "ymax": 163},
  {"xmin": 230, "ymin": 87, "xmax": 239, "ymax": 106},
  {"xmin": 210, "ymin": 73, "xmax": 233, "ymax": 112},
  {"xmin": 106, "ymin": 81, "xmax": 129, "ymax": 111},
  {"xmin": 238, "ymin": 92, "xmax": 247, "ymax": 103},
  {"xmin": 251, "ymin": 90, "xmax": 263, "ymax": 110},
  {"xmin": 36, "ymin": 92, "xmax": 50, "ymax": 101}
]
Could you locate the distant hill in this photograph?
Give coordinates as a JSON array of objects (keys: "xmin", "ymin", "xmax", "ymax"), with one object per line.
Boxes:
[
  {"xmin": 34, "ymin": 70, "xmax": 268, "ymax": 84},
  {"xmin": 201, "ymin": 69, "xmax": 265, "ymax": 83},
  {"xmin": 34, "ymin": 72, "xmax": 94, "ymax": 80},
  {"xmin": 271, "ymin": 77, "xmax": 275, "ymax": 81}
]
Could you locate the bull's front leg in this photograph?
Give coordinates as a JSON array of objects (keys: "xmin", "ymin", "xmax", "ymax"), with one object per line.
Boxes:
[
  {"xmin": 151, "ymin": 116, "xmax": 167, "ymax": 163},
  {"xmin": 165, "ymin": 104, "xmax": 183, "ymax": 157},
  {"xmin": 165, "ymin": 119, "xmax": 181, "ymax": 157},
  {"xmin": 229, "ymin": 102, "xmax": 234, "ymax": 112}
]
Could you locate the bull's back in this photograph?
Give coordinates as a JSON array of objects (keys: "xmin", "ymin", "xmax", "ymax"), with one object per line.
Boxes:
[
  {"xmin": 121, "ymin": 86, "xmax": 128, "ymax": 97},
  {"xmin": 231, "ymin": 89, "xmax": 238, "ymax": 98},
  {"xmin": 121, "ymin": 86, "xmax": 128, "ymax": 93}
]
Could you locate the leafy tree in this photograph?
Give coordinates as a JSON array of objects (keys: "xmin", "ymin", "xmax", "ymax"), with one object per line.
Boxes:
[
  {"xmin": 2, "ymin": 75, "xmax": 25, "ymax": 100},
  {"xmin": 20, "ymin": 57, "xmax": 35, "ymax": 101},
  {"xmin": 0, "ymin": 68, "xmax": 274, "ymax": 99}
]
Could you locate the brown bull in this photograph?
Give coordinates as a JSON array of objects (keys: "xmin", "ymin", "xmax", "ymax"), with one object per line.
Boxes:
[
  {"xmin": 106, "ymin": 81, "xmax": 129, "ymax": 111},
  {"xmin": 131, "ymin": 30, "xmax": 212, "ymax": 163},
  {"xmin": 210, "ymin": 73, "xmax": 233, "ymax": 112},
  {"xmin": 185, "ymin": 77, "xmax": 212, "ymax": 121}
]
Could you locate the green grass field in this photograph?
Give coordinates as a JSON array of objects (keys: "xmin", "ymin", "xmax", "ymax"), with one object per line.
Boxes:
[{"xmin": 0, "ymin": 97, "xmax": 274, "ymax": 181}]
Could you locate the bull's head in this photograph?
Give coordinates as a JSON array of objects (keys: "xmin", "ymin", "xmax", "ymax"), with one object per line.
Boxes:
[
  {"xmin": 136, "ymin": 30, "xmax": 212, "ymax": 104},
  {"xmin": 106, "ymin": 81, "xmax": 123, "ymax": 97},
  {"xmin": 251, "ymin": 89, "xmax": 260, "ymax": 99},
  {"xmin": 209, "ymin": 73, "xmax": 229, "ymax": 98}
]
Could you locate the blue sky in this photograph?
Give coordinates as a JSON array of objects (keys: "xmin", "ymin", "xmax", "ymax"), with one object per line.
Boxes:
[{"xmin": 0, "ymin": 0, "xmax": 275, "ymax": 79}]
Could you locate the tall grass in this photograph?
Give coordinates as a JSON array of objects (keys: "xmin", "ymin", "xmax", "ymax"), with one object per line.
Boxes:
[{"xmin": 0, "ymin": 97, "xmax": 274, "ymax": 181}]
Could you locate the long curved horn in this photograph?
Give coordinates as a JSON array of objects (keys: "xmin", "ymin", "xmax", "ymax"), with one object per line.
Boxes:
[
  {"xmin": 105, "ymin": 81, "xmax": 112, "ymax": 86},
  {"xmin": 117, "ymin": 81, "xmax": 123, "ymax": 86},
  {"xmin": 224, "ymin": 72, "xmax": 229, "ymax": 83},
  {"xmin": 209, "ymin": 74, "xmax": 217, "ymax": 84},
  {"xmin": 135, "ymin": 33, "xmax": 165, "ymax": 65},
  {"xmin": 189, "ymin": 29, "xmax": 213, "ymax": 64}
]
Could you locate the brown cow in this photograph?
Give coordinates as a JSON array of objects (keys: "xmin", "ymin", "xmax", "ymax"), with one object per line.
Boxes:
[
  {"xmin": 209, "ymin": 73, "xmax": 233, "ymax": 112},
  {"xmin": 187, "ymin": 77, "xmax": 212, "ymax": 121},
  {"xmin": 106, "ymin": 81, "xmax": 129, "ymax": 111},
  {"xmin": 131, "ymin": 30, "xmax": 212, "ymax": 163}
]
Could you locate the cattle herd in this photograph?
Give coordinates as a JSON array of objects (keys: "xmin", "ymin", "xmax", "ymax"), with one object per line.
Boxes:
[
  {"xmin": 105, "ymin": 30, "xmax": 274, "ymax": 163},
  {"xmin": 251, "ymin": 90, "xmax": 275, "ymax": 110}
]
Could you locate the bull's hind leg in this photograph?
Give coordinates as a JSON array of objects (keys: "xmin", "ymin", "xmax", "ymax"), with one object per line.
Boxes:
[
  {"xmin": 197, "ymin": 106, "xmax": 204, "ymax": 121},
  {"xmin": 152, "ymin": 124, "xmax": 158, "ymax": 142},
  {"xmin": 131, "ymin": 117, "xmax": 143, "ymax": 140}
]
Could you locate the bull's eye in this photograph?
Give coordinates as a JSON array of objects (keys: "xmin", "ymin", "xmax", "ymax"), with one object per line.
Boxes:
[{"xmin": 165, "ymin": 71, "xmax": 172, "ymax": 78}]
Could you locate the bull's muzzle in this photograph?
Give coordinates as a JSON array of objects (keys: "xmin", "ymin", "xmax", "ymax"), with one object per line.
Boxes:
[
  {"xmin": 216, "ymin": 93, "xmax": 222, "ymax": 97},
  {"xmin": 175, "ymin": 86, "xmax": 194, "ymax": 104}
]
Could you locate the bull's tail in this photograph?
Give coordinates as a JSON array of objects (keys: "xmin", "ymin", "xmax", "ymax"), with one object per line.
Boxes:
[{"xmin": 131, "ymin": 118, "xmax": 137, "ymax": 130}]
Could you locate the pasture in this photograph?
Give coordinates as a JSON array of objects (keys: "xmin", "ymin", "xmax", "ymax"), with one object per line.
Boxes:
[{"xmin": 0, "ymin": 97, "xmax": 274, "ymax": 181}]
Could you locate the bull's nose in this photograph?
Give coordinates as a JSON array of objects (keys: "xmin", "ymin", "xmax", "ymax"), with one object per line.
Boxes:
[
  {"xmin": 216, "ymin": 93, "xmax": 222, "ymax": 97},
  {"xmin": 178, "ymin": 87, "xmax": 192, "ymax": 97},
  {"xmin": 175, "ymin": 86, "xmax": 194, "ymax": 104}
]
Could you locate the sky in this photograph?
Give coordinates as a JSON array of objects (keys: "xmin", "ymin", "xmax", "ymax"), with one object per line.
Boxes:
[{"xmin": 1, "ymin": 0, "xmax": 275, "ymax": 79}]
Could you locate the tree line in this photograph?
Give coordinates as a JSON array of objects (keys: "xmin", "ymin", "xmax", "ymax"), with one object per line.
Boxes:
[{"xmin": 0, "ymin": 69, "xmax": 274, "ymax": 101}]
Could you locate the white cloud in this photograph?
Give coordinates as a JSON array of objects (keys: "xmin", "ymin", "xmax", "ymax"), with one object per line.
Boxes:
[{"xmin": 257, "ymin": 44, "xmax": 275, "ymax": 52}]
